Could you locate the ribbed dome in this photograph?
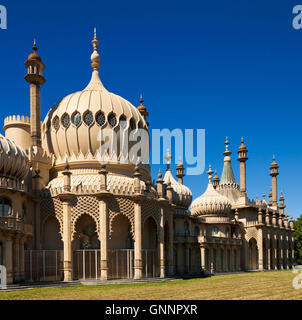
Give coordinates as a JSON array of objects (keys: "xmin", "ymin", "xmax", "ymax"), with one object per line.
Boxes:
[
  {"xmin": 191, "ymin": 180, "xmax": 231, "ymax": 216},
  {"xmin": 163, "ymin": 169, "xmax": 192, "ymax": 208},
  {"xmin": 0, "ymin": 134, "xmax": 30, "ymax": 181},
  {"xmin": 42, "ymin": 70, "xmax": 147, "ymax": 166}
]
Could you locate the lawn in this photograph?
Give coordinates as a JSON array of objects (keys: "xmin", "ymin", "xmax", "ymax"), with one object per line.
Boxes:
[{"xmin": 0, "ymin": 270, "xmax": 301, "ymax": 300}]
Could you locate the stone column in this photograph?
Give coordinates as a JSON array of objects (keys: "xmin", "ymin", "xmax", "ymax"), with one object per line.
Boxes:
[
  {"xmin": 99, "ymin": 199, "xmax": 109, "ymax": 280},
  {"xmin": 217, "ymin": 247, "xmax": 221, "ymax": 272},
  {"xmin": 34, "ymin": 200, "xmax": 41, "ymax": 250},
  {"xmin": 258, "ymin": 229, "xmax": 264, "ymax": 271},
  {"xmin": 19, "ymin": 238, "xmax": 25, "ymax": 282},
  {"xmin": 134, "ymin": 199, "xmax": 143, "ymax": 279},
  {"xmin": 200, "ymin": 245, "xmax": 206, "ymax": 272},
  {"xmin": 230, "ymin": 248, "xmax": 234, "ymax": 272},
  {"xmin": 61, "ymin": 196, "xmax": 73, "ymax": 282},
  {"xmin": 237, "ymin": 248, "xmax": 241, "ymax": 271},
  {"xmin": 159, "ymin": 207, "xmax": 165, "ymax": 278},
  {"xmin": 167, "ymin": 210, "xmax": 174, "ymax": 275},
  {"xmin": 185, "ymin": 244, "xmax": 190, "ymax": 274},
  {"xmin": 273, "ymin": 238, "xmax": 278, "ymax": 270},
  {"xmin": 14, "ymin": 237, "xmax": 20, "ymax": 282},
  {"xmin": 224, "ymin": 246, "xmax": 227, "ymax": 272},
  {"xmin": 4, "ymin": 236, "xmax": 13, "ymax": 284},
  {"xmin": 210, "ymin": 247, "xmax": 214, "ymax": 274},
  {"xmin": 267, "ymin": 239, "xmax": 271, "ymax": 270},
  {"xmin": 291, "ymin": 240, "xmax": 295, "ymax": 268}
]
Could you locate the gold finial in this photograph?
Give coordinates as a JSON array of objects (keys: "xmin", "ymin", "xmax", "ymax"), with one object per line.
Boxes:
[
  {"xmin": 158, "ymin": 168, "xmax": 162, "ymax": 179},
  {"xmin": 207, "ymin": 165, "xmax": 214, "ymax": 182},
  {"xmin": 140, "ymin": 94, "xmax": 143, "ymax": 105},
  {"xmin": 164, "ymin": 149, "xmax": 172, "ymax": 171},
  {"xmin": 223, "ymin": 137, "xmax": 232, "ymax": 157},
  {"xmin": 32, "ymin": 39, "xmax": 37, "ymax": 52},
  {"xmin": 91, "ymin": 27, "xmax": 100, "ymax": 71}
]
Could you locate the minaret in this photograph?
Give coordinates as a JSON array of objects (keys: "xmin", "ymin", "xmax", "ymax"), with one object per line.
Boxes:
[
  {"xmin": 270, "ymin": 156, "xmax": 279, "ymax": 208},
  {"xmin": 137, "ymin": 94, "xmax": 149, "ymax": 126},
  {"xmin": 237, "ymin": 137, "xmax": 248, "ymax": 196},
  {"xmin": 176, "ymin": 160, "xmax": 185, "ymax": 184},
  {"xmin": 25, "ymin": 40, "xmax": 46, "ymax": 148}
]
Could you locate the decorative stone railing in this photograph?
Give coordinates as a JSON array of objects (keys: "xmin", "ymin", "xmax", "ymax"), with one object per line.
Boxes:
[
  {"xmin": 0, "ymin": 217, "xmax": 33, "ymax": 236},
  {"xmin": 0, "ymin": 176, "xmax": 27, "ymax": 192},
  {"xmin": 173, "ymin": 234, "xmax": 198, "ymax": 243},
  {"xmin": 198, "ymin": 235, "xmax": 242, "ymax": 246}
]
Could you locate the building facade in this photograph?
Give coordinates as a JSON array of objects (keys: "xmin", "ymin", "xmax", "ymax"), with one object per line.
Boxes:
[{"xmin": 0, "ymin": 31, "xmax": 295, "ymax": 284}]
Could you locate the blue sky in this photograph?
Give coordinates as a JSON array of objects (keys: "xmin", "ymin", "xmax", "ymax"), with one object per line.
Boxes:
[{"xmin": 0, "ymin": 0, "xmax": 301, "ymax": 218}]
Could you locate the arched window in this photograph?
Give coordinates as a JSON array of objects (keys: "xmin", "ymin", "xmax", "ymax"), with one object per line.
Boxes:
[
  {"xmin": 212, "ymin": 227, "xmax": 219, "ymax": 237},
  {"xmin": 0, "ymin": 197, "xmax": 12, "ymax": 217}
]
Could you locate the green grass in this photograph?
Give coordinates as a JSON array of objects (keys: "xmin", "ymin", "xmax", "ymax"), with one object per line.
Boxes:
[{"xmin": 0, "ymin": 270, "xmax": 302, "ymax": 300}]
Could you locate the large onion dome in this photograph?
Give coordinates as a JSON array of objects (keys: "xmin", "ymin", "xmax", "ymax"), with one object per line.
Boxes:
[
  {"xmin": 191, "ymin": 166, "xmax": 231, "ymax": 216},
  {"xmin": 42, "ymin": 30, "xmax": 148, "ymax": 173},
  {"xmin": 0, "ymin": 134, "xmax": 30, "ymax": 181}
]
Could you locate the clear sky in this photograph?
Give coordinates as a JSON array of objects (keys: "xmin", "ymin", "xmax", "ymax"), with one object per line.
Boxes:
[{"xmin": 0, "ymin": 0, "xmax": 301, "ymax": 218}]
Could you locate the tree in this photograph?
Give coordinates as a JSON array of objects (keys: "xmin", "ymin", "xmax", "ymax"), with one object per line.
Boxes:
[{"xmin": 294, "ymin": 214, "xmax": 302, "ymax": 265}]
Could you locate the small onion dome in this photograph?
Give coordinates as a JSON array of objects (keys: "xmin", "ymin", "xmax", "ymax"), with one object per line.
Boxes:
[
  {"xmin": 279, "ymin": 192, "xmax": 284, "ymax": 202},
  {"xmin": 25, "ymin": 40, "xmax": 45, "ymax": 68},
  {"xmin": 213, "ymin": 171, "xmax": 219, "ymax": 183},
  {"xmin": 270, "ymin": 156, "xmax": 279, "ymax": 169},
  {"xmin": 163, "ymin": 169, "xmax": 192, "ymax": 208},
  {"xmin": 137, "ymin": 95, "xmax": 147, "ymax": 113},
  {"xmin": 191, "ymin": 169, "xmax": 231, "ymax": 216},
  {"xmin": 238, "ymin": 137, "xmax": 247, "ymax": 152},
  {"xmin": 0, "ymin": 134, "xmax": 30, "ymax": 181}
]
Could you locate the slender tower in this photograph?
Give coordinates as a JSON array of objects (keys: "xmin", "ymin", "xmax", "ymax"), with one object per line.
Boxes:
[
  {"xmin": 237, "ymin": 137, "xmax": 248, "ymax": 196},
  {"xmin": 270, "ymin": 156, "xmax": 279, "ymax": 208},
  {"xmin": 25, "ymin": 40, "xmax": 46, "ymax": 148},
  {"xmin": 176, "ymin": 160, "xmax": 185, "ymax": 184}
]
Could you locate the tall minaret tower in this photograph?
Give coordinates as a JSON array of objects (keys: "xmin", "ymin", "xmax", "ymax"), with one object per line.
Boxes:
[
  {"xmin": 25, "ymin": 40, "xmax": 46, "ymax": 148},
  {"xmin": 270, "ymin": 156, "xmax": 279, "ymax": 209},
  {"xmin": 237, "ymin": 137, "xmax": 248, "ymax": 196}
]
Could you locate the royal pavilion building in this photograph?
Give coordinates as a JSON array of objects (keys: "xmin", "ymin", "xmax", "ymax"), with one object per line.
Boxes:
[{"xmin": 0, "ymin": 31, "xmax": 295, "ymax": 284}]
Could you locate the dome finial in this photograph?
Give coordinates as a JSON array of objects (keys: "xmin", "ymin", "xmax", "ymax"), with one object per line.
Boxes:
[
  {"xmin": 140, "ymin": 94, "xmax": 143, "ymax": 105},
  {"xmin": 207, "ymin": 165, "xmax": 214, "ymax": 183},
  {"xmin": 91, "ymin": 27, "xmax": 100, "ymax": 71},
  {"xmin": 165, "ymin": 149, "xmax": 172, "ymax": 171},
  {"xmin": 223, "ymin": 137, "xmax": 232, "ymax": 157},
  {"xmin": 33, "ymin": 39, "xmax": 37, "ymax": 52}
]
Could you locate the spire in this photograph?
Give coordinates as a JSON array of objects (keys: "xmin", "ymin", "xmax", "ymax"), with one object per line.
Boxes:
[
  {"xmin": 220, "ymin": 137, "xmax": 237, "ymax": 186},
  {"xmin": 91, "ymin": 27, "xmax": 100, "ymax": 71},
  {"xmin": 84, "ymin": 29, "xmax": 106, "ymax": 91},
  {"xmin": 164, "ymin": 149, "xmax": 172, "ymax": 171}
]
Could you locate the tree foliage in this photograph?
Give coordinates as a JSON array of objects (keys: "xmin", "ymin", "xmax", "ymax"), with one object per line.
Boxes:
[{"xmin": 294, "ymin": 214, "xmax": 302, "ymax": 265}]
